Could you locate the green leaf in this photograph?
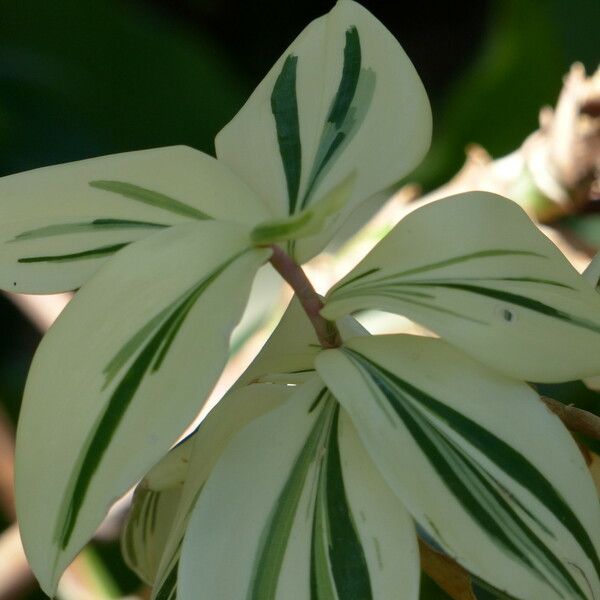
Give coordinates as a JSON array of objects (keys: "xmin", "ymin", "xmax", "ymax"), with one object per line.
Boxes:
[
  {"xmin": 122, "ymin": 383, "xmax": 292, "ymax": 597},
  {"xmin": 179, "ymin": 377, "xmax": 419, "ymax": 599},
  {"xmin": 216, "ymin": 0, "xmax": 431, "ymax": 262},
  {"xmin": 316, "ymin": 335, "xmax": 600, "ymax": 600},
  {"xmin": 322, "ymin": 192, "xmax": 600, "ymax": 382},
  {"xmin": 15, "ymin": 221, "xmax": 270, "ymax": 595},
  {"xmin": 0, "ymin": 145, "xmax": 271, "ymax": 293}
]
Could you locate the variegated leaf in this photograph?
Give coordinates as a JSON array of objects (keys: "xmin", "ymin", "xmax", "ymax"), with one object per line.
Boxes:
[
  {"xmin": 0, "ymin": 145, "xmax": 271, "ymax": 293},
  {"xmin": 121, "ymin": 435, "xmax": 193, "ymax": 586},
  {"xmin": 15, "ymin": 221, "xmax": 270, "ymax": 595},
  {"xmin": 145, "ymin": 302, "xmax": 364, "ymax": 596},
  {"xmin": 216, "ymin": 0, "xmax": 431, "ymax": 262},
  {"xmin": 179, "ymin": 377, "xmax": 420, "ymax": 599},
  {"xmin": 322, "ymin": 192, "xmax": 600, "ymax": 382},
  {"xmin": 316, "ymin": 335, "xmax": 600, "ymax": 600},
  {"xmin": 148, "ymin": 309, "xmax": 368, "ymax": 597},
  {"xmin": 122, "ymin": 383, "xmax": 292, "ymax": 599}
]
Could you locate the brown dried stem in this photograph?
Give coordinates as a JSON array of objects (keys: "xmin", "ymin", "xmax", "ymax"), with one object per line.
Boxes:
[
  {"xmin": 542, "ymin": 396, "xmax": 600, "ymax": 441},
  {"xmin": 419, "ymin": 537, "xmax": 476, "ymax": 600}
]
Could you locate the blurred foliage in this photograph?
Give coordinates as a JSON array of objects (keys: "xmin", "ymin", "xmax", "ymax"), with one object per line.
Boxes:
[
  {"xmin": 562, "ymin": 214, "xmax": 600, "ymax": 249},
  {"xmin": 0, "ymin": 0, "xmax": 247, "ymax": 174},
  {"xmin": 0, "ymin": 0, "xmax": 597, "ymax": 597},
  {"xmin": 413, "ymin": 0, "xmax": 600, "ymax": 190}
]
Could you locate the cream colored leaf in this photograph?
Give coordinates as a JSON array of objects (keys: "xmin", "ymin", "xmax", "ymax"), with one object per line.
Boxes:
[
  {"xmin": 179, "ymin": 377, "xmax": 419, "ymax": 599},
  {"xmin": 323, "ymin": 192, "xmax": 600, "ymax": 382},
  {"xmin": 15, "ymin": 221, "xmax": 269, "ymax": 594},
  {"xmin": 216, "ymin": 0, "xmax": 431, "ymax": 262},
  {"xmin": 0, "ymin": 146, "xmax": 271, "ymax": 292},
  {"xmin": 316, "ymin": 335, "xmax": 600, "ymax": 599}
]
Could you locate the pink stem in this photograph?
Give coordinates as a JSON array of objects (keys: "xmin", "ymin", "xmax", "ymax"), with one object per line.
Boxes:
[{"xmin": 269, "ymin": 245, "xmax": 341, "ymax": 349}]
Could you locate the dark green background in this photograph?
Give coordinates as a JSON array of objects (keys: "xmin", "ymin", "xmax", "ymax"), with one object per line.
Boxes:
[{"xmin": 0, "ymin": 0, "xmax": 597, "ymax": 597}]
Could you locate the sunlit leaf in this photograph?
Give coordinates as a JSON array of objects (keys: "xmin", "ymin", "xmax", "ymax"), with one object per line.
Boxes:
[
  {"xmin": 179, "ymin": 377, "xmax": 420, "ymax": 599},
  {"xmin": 323, "ymin": 192, "xmax": 600, "ymax": 382},
  {"xmin": 121, "ymin": 383, "xmax": 292, "ymax": 598},
  {"xmin": 216, "ymin": 0, "xmax": 431, "ymax": 262},
  {"xmin": 0, "ymin": 145, "xmax": 271, "ymax": 293},
  {"xmin": 147, "ymin": 291, "xmax": 362, "ymax": 594},
  {"xmin": 15, "ymin": 221, "xmax": 269, "ymax": 594},
  {"xmin": 316, "ymin": 334, "xmax": 600, "ymax": 599},
  {"xmin": 121, "ymin": 434, "xmax": 193, "ymax": 585}
]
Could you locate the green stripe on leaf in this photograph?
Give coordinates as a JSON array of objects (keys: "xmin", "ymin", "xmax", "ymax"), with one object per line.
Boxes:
[
  {"xmin": 331, "ymin": 249, "xmax": 547, "ymax": 294},
  {"xmin": 300, "ymin": 26, "xmax": 374, "ymax": 210},
  {"xmin": 344, "ymin": 349, "xmax": 597, "ymax": 598},
  {"xmin": 12, "ymin": 219, "xmax": 166, "ymax": 242},
  {"xmin": 249, "ymin": 398, "xmax": 334, "ymax": 599},
  {"xmin": 327, "ymin": 27, "xmax": 362, "ymax": 128},
  {"xmin": 271, "ymin": 55, "xmax": 302, "ymax": 215},
  {"xmin": 320, "ymin": 405, "xmax": 372, "ymax": 599},
  {"xmin": 247, "ymin": 394, "xmax": 373, "ymax": 600},
  {"xmin": 154, "ymin": 558, "xmax": 179, "ymax": 600},
  {"xmin": 54, "ymin": 253, "xmax": 242, "ymax": 550},
  {"xmin": 419, "ymin": 283, "xmax": 600, "ymax": 335},
  {"xmin": 18, "ymin": 242, "xmax": 130, "ymax": 264},
  {"xmin": 89, "ymin": 180, "xmax": 212, "ymax": 221}
]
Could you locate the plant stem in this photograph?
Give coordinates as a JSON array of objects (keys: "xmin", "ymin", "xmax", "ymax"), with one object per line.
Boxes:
[{"xmin": 269, "ymin": 245, "xmax": 341, "ymax": 349}]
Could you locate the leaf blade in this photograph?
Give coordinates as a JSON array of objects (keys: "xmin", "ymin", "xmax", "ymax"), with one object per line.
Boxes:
[
  {"xmin": 179, "ymin": 377, "xmax": 420, "ymax": 599},
  {"xmin": 323, "ymin": 192, "xmax": 600, "ymax": 382},
  {"xmin": 316, "ymin": 334, "xmax": 600, "ymax": 599},
  {"xmin": 122, "ymin": 383, "xmax": 292, "ymax": 592},
  {"xmin": 15, "ymin": 220, "xmax": 269, "ymax": 594},
  {"xmin": 0, "ymin": 146, "xmax": 270, "ymax": 292},
  {"xmin": 216, "ymin": 0, "xmax": 431, "ymax": 261}
]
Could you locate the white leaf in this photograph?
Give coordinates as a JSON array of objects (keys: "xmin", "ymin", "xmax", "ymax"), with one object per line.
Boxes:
[
  {"xmin": 234, "ymin": 296, "xmax": 321, "ymax": 387},
  {"xmin": 125, "ymin": 383, "xmax": 293, "ymax": 598},
  {"xmin": 323, "ymin": 192, "xmax": 600, "ymax": 382},
  {"xmin": 15, "ymin": 220, "xmax": 269, "ymax": 594},
  {"xmin": 179, "ymin": 377, "xmax": 419, "ymax": 599},
  {"xmin": 235, "ymin": 291, "xmax": 368, "ymax": 388},
  {"xmin": 216, "ymin": 0, "xmax": 431, "ymax": 262},
  {"xmin": 316, "ymin": 334, "xmax": 600, "ymax": 599},
  {"xmin": 0, "ymin": 146, "xmax": 271, "ymax": 292}
]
